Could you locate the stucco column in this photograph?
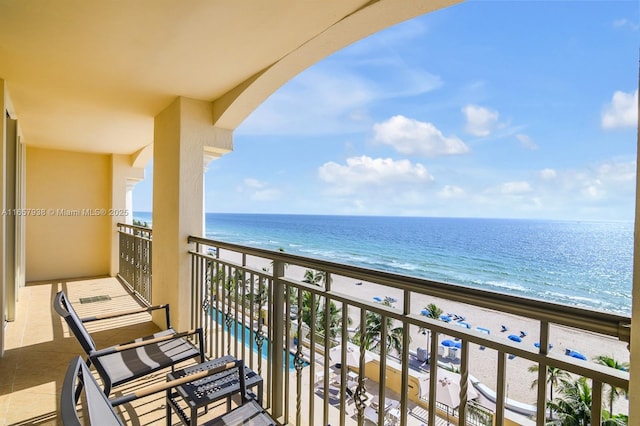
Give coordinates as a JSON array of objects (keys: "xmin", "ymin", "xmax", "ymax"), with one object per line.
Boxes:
[
  {"xmin": 0, "ymin": 80, "xmax": 6, "ymax": 357},
  {"xmin": 110, "ymin": 155, "xmax": 144, "ymax": 277},
  {"xmin": 152, "ymin": 97, "xmax": 232, "ymax": 330},
  {"xmin": 629, "ymin": 77, "xmax": 640, "ymax": 425},
  {"xmin": 202, "ymin": 151, "xmax": 221, "ymax": 236}
]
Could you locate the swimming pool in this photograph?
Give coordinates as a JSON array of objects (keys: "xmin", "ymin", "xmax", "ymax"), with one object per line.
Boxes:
[{"xmin": 211, "ymin": 308, "xmax": 307, "ymax": 370}]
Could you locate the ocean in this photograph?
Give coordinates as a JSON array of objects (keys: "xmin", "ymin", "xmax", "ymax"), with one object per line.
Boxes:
[{"xmin": 133, "ymin": 212, "xmax": 633, "ymax": 315}]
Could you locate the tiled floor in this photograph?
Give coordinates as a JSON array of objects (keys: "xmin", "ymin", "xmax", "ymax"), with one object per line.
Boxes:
[{"xmin": 0, "ymin": 277, "xmax": 202, "ymax": 426}]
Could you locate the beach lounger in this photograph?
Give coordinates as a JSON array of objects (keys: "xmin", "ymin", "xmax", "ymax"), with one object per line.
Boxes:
[{"xmin": 53, "ymin": 291, "xmax": 205, "ymax": 396}]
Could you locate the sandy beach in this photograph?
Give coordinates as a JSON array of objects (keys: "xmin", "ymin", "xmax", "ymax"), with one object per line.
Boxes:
[{"xmin": 218, "ymin": 249, "xmax": 630, "ymax": 414}]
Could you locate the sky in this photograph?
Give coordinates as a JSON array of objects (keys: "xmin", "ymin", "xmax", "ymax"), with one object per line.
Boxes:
[{"xmin": 133, "ymin": 0, "xmax": 639, "ymax": 221}]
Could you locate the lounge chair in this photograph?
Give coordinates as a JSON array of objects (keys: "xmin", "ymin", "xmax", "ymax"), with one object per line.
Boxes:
[
  {"xmin": 61, "ymin": 356, "xmax": 275, "ymax": 426},
  {"xmin": 53, "ymin": 291, "xmax": 205, "ymax": 396}
]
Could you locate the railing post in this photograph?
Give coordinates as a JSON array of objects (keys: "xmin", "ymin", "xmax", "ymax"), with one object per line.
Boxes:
[{"xmin": 271, "ymin": 259, "xmax": 285, "ymax": 419}]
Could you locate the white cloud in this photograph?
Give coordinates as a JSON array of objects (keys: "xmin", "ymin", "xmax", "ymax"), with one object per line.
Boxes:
[
  {"xmin": 582, "ymin": 183, "xmax": 604, "ymax": 200},
  {"xmin": 373, "ymin": 115, "xmax": 469, "ymax": 157},
  {"xmin": 498, "ymin": 181, "xmax": 533, "ymax": 195},
  {"xmin": 516, "ymin": 134, "xmax": 539, "ymax": 150},
  {"xmin": 601, "ymin": 89, "xmax": 638, "ymax": 129},
  {"xmin": 462, "ymin": 105, "xmax": 500, "ymax": 137},
  {"xmin": 536, "ymin": 160, "xmax": 636, "ymax": 206},
  {"xmin": 595, "ymin": 161, "xmax": 636, "ymax": 183},
  {"xmin": 238, "ymin": 178, "xmax": 282, "ymax": 201},
  {"xmin": 613, "ymin": 18, "xmax": 640, "ymax": 31},
  {"xmin": 437, "ymin": 185, "xmax": 465, "ymax": 199},
  {"xmin": 613, "ymin": 18, "xmax": 627, "ymax": 28},
  {"xmin": 244, "ymin": 178, "xmax": 266, "ymax": 189},
  {"xmin": 318, "ymin": 156, "xmax": 432, "ymax": 190},
  {"xmin": 316, "ymin": 156, "xmax": 452, "ymax": 215},
  {"xmin": 539, "ymin": 168, "xmax": 557, "ymax": 180},
  {"xmin": 251, "ymin": 188, "xmax": 282, "ymax": 201}
]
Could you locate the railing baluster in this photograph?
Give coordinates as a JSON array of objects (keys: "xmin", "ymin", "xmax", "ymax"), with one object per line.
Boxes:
[
  {"xmin": 379, "ymin": 313, "xmax": 388, "ymax": 426},
  {"xmin": 271, "ymin": 260, "xmax": 285, "ymax": 419},
  {"xmin": 459, "ymin": 339, "xmax": 469, "ymax": 426},
  {"xmin": 427, "ymin": 327, "xmax": 437, "ymax": 426},
  {"xmin": 400, "ymin": 289, "xmax": 411, "ymax": 426},
  {"xmin": 284, "ymin": 283, "xmax": 292, "ymax": 425},
  {"xmin": 308, "ymin": 293, "xmax": 318, "ymax": 426},
  {"xmin": 592, "ymin": 379, "xmax": 603, "ymax": 426},
  {"xmin": 495, "ymin": 351, "xmax": 507, "ymax": 426},
  {"xmin": 338, "ymin": 303, "xmax": 348, "ymax": 426},
  {"xmin": 537, "ymin": 320, "xmax": 550, "ymax": 424},
  {"xmin": 354, "ymin": 308, "xmax": 367, "ymax": 425},
  {"xmin": 296, "ymin": 289, "xmax": 304, "ymax": 425}
]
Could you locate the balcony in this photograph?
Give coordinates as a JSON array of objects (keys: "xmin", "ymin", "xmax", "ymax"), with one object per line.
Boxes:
[{"xmin": 0, "ymin": 224, "xmax": 630, "ymax": 425}]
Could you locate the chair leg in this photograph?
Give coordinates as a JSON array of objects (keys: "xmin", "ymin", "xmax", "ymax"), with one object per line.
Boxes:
[
  {"xmin": 102, "ymin": 378, "xmax": 112, "ymax": 396},
  {"xmin": 74, "ymin": 372, "xmax": 85, "ymax": 402}
]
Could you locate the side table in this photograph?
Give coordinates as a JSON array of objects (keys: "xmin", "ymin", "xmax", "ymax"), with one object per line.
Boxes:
[{"xmin": 166, "ymin": 355, "xmax": 264, "ymax": 426}]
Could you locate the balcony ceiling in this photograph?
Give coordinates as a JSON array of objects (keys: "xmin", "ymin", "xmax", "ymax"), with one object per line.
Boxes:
[{"xmin": 0, "ymin": 0, "xmax": 461, "ymax": 156}]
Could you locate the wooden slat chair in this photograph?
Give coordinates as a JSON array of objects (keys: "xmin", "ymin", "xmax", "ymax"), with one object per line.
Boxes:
[
  {"xmin": 53, "ymin": 290, "xmax": 205, "ymax": 396},
  {"xmin": 61, "ymin": 356, "xmax": 277, "ymax": 426}
]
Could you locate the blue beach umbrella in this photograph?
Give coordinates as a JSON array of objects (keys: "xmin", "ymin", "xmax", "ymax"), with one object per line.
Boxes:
[
  {"xmin": 534, "ymin": 342, "xmax": 553, "ymax": 350},
  {"xmin": 508, "ymin": 334, "xmax": 522, "ymax": 343},
  {"xmin": 441, "ymin": 340, "xmax": 456, "ymax": 347},
  {"xmin": 420, "ymin": 309, "xmax": 430, "ymax": 316},
  {"xmin": 373, "ymin": 296, "xmax": 382, "ymax": 302},
  {"xmin": 476, "ymin": 327, "xmax": 490, "ymax": 350},
  {"xmin": 565, "ymin": 349, "xmax": 587, "ymax": 360},
  {"xmin": 440, "ymin": 314, "xmax": 452, "ymax": 322}
]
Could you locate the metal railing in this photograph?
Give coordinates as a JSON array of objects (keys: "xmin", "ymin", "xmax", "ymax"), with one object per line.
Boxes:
[
  {"xmin": 117, "ymin": 223, "xmax": 152, "ymax": 305},
  {"xmin": 187, "ymin": 236, "xmax": 630, "ymax": 426}
]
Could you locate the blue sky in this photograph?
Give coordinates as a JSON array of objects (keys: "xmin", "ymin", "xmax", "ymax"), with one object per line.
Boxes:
[{"xmin": 134, "ymin": 0, "xmax": 639, "ymax": 221}]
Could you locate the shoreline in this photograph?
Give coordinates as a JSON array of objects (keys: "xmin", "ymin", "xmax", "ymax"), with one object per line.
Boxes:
[{"xmin": 217, "ymin": 249, "xmax": 630, "ymax": 414}]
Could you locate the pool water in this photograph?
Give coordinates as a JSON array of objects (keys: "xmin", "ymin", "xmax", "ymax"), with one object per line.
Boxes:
[{"xmin": 211, "ymin": 308, "xmax": 307, "ymax": 370}]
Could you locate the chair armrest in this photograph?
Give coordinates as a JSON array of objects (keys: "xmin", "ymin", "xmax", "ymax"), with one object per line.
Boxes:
[
  {"xmin": 109, "ymin": 359, "xmax": 243, "ymax": 406},
  {"xmin": 90, "ymin": 328, "xmax": 203, "ymax": 357},
  {"xmin": 80, "ymin": 304, "xmax": 172, "ymax": 328}
]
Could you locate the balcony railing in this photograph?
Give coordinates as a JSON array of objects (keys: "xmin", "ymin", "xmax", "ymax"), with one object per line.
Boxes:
[
  {"xmin": 187, "ymin": 236, "xmax": 630, "ymax": 426},
  {"xmin": 117, "ymin": 223, "xmax": 152, "ymax": 305}
]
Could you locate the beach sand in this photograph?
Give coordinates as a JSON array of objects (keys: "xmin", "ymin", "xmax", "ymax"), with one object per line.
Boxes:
[{"xmin": 217, "ymin": 250, "xmax": 630, "ymax": 413}]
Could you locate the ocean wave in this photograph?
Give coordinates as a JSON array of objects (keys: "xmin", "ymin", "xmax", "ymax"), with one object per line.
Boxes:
[{"xmin": 475, "ymin": 280, "xmax": 533, "ymax": 294}]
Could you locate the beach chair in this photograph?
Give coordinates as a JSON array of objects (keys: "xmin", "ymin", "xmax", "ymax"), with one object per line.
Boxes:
[
  {"xmin": 61, "ymin": 356, "xmax": 275, "ymax": 426},
  {"xmin": 53, "ymin": 291, "xmax": 205, "ymax": 396}
]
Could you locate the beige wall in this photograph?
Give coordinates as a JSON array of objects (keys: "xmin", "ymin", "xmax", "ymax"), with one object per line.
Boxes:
[{"xmin": 26, "ymin": 147, "xmax": 111, "ymax": 281}]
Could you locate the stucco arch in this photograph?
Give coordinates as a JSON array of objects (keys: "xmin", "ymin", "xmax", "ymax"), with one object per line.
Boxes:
[{"xmin": 213, "ymin": 0, "xmax": 462, "ymax": 130}]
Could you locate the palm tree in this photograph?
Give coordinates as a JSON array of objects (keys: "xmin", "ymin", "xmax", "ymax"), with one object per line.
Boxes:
[
  {"xmin": 318, "ymin": 298, "xmax": 351, "ymax": 340},
  {"xmin": 601, "ymin": 413, "xmax": 628, "ymax": 426},
  {"xmin": 423, "ymin": 303, "xmax": 443, "ymax": 320},
  {"xmin": 547, "ymin": 377, "xmax": 592, "ymax": 426},
  {"xmin": 302, "ymin": 269, "xmax": 330, "ymax": 286},
  {"xmin": 299, "ymin": 270, "xmax": 347, "ymax": 340},
  {"xmin": 594, "ymin": 355, "xmax": 629, "ymax": 417},
  {"xmin": 418, "ymin": 302, "xmax": 443, "ymax": 352},
  {"xmin": 528, "ymin": 364, "xmax": 570, "ymax": 420},
  {"xmin": 353, "ymin": 300, "xmax": 405, "ymax": 354}
]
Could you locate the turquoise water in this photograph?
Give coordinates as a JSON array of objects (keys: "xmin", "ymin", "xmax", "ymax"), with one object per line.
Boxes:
[
  {"xmin": 212, "ymin": 309, "xmax": 305, "ymax": 370},
  {"xmin": 134, "ymin": 212, "xmax": 633, "ymax": 315}
]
